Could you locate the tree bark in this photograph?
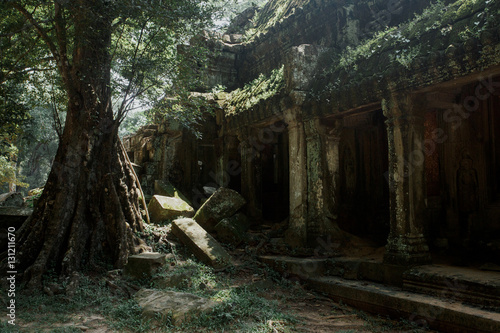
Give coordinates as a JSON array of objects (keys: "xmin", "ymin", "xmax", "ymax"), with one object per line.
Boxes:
[{"xmin": 8, "ymin": 1, "xmax": 147, "ymax": 289}]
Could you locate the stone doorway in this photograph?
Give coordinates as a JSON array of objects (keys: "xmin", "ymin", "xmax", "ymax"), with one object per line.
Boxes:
[
  {"xmin": 261, "ymin": 130, "xmax": 289, "ymax": 223},
  {"xmin": 337, "ymin": 110, "xmax": 390, "ymax": 245}
]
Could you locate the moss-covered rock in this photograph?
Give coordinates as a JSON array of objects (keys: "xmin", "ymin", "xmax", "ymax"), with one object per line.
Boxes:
[
  {"xmin": 148, "ymin": 195, "xmax": 195, "ymax": 224},
  {"xmin": 193, "ymin": 187, "xmax": 246, "ymax": 232},
  {"xmin": 154, "ymin": 180, "xmax": 192, "ymax": 206}
]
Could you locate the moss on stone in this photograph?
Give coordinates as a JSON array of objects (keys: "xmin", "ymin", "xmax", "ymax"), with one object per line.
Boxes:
[
  {"xmin": 244, "ymin": 0, "xmax": 310, "ymax": 41},
  {"xmin": 225, "ymin": 65, "xmax": 284, "ymax": 115},
  {"xmin": 312, "ymin": 0, "xmax": 496, "ymax": 98}
]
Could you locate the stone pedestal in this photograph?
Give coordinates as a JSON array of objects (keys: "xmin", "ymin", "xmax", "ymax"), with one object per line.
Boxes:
[{"xmin": 383, "ymin": 93, "xmax": 431, "ymax": 266}]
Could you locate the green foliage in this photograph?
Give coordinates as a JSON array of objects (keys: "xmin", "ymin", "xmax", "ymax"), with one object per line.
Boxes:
[
  {"xmin": 313, "ymin": 0, "xmax": 496, "ymax": 98},
  {"xmin": 15, "ymin": 275, "xmax": 153, "ymax": 332},
  {"xmin": 119, "ymin": 110, "xmax": 148, "ymax": 137},
  {"xmin": 225, "ymin": 65, "xmax": 284, "ymax": 115}
]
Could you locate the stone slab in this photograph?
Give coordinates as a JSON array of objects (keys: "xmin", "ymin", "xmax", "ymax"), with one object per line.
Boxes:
[
  {"xmin": 259, "ymin": 255, "xmax": 326, "ymax": 279},
  {"xmin": 403, "ymin": 264, "xmax": 500, "ymax": 309},
  {"xmin": 172, "ymin": 218, "xmax": 232, "ymax": 269},
  {"xmin": 306, "ymin": 276, "xmax": 500, "ymax": 333},
  {"xmin": 134, "ymin": 289, "xmax": 217, "ymax": 326},
  {"xmin": 148, "ymin": 195, "xmax": 194, "ymax": 224},
  {"xmin": 193, "ymin": 187, "xmax": 246, "ymax": 232},
  {"xmin": 124, "ymin": 252, "xmax": 167, "ymax": 280}
]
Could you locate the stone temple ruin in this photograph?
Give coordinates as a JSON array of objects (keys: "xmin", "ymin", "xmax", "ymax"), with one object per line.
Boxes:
[{"xmin": 124, "ymin": 0, "xmax": 500, "ymax": 330}]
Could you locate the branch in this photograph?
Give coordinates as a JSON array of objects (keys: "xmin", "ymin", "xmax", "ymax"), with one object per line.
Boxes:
[
  {"xmin": 0, "ymin": 35, "xmax": 42, "ymax": 84},
  {"xmin": 11, "ymin": 3, "xmax": 59, "ymax": 61},
  {"xmin": 116, "ymin": 19, "xmax": 149, "ymax": 120},
  {"xmin": 110, "ymin": 18, "xmax": 128, "ymax": 63}
]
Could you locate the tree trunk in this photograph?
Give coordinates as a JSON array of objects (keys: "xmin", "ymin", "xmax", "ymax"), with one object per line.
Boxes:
[{"xmin": 11, "ymin": 1, "xmax": 147, "ymax": 289}]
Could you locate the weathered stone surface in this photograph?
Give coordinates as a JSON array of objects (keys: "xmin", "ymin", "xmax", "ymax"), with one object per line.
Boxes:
[
  {"xmin": 193, "ymin": 187, "xmax": 246, "ymax": 232},
  {"xmin": 148, "ymin": 195, "xmax": 194, "ymax": 224},
  {"xmin": 123, "ymin": 252, "xmax": 167, "ymax": 280},
  {"xmin": 0, "ymin": 192, "xmax": 24, "ymax": 207},
  {"xmin": 214, "ymin": 213, "xmax": 249, "ymax": 246},
  {"xmin": 134, "ymin": 289, "xmax": 217, "ymax": 326},
  {"xmin": 172, "ymin": 218, "xmax": 232, "ymax": 269},
  {"xmin": 154, "ymin": 180, "xmax": 191, "ymax": 206}
]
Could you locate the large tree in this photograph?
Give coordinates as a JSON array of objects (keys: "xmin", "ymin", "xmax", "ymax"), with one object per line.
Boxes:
[{"xmin": 1, "ymin": 0, "xmax": 217, "ymax": 289}]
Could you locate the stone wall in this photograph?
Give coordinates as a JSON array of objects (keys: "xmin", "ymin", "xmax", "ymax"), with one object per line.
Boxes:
[{"xmin": 130, "ymin": 0, "xmax": 500, "ymax": 265}]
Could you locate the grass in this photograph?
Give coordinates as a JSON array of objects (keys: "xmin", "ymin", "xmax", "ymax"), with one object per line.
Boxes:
[{"xmin": 1, "ymin": 228, "xmax": 298, "ymax": 332}]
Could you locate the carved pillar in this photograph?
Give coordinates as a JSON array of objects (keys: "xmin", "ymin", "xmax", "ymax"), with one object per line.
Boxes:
[
  {"xmin": 383, "ymin": 93, "xmax": 432, "ymax": 266},
  {"xmin": 305, "ymin": 119, "xmax": 346, "ymax": 247},
  {"xmin": 284, "ymin": 108, "xmax": 308, "ymax": 247},
  {"xmin": 238, "ymin": 130, "xmax": 262, "ymax": 221}
]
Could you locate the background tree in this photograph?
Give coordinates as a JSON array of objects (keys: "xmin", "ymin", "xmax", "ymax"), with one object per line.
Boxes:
[{"xmin": 1, "ymin": 0, "xmax": 218, "ymax": 289}]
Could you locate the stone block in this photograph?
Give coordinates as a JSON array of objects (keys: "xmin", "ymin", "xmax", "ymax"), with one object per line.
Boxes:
[
  {"xmin": 148, "ymin": 195, "xmax": 194, "ymax": 224},
  {"xmin": 214, "ymin": 213, "xmax": 249, "ymax": 246},
  {"xmin": 0, "ymin": 192, "xmax": 24, "ymax": 207},
  {"xmin": 135, "ymin": 289, "xmax": 217, "ymax": 326},
  {"xmin": 172, "ymin": 218, "xmax": 232, "ymax": 269},
  {"xmin": 154, "ymin": 180, "xmax": 191, "ymax": 205},
  {"xmin": 193, "ymin": 187, "xmax": 246, "ymax": 232},
  {"xmin": 123, "ymin": 252, "xmax": 167, "ymax": 280}
]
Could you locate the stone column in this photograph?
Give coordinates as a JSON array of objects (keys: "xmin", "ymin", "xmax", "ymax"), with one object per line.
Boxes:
[
  {"xmin": 305, "ymin": 118, "xmax": 346, "ymax": 247},
  {"xmin": 283, "ymin": 108, "xmax": 308, "ymax": 247},
  {"xmin": 238, "ymin": 131, "xmax": 262, "ymax": 221},
  {"xmin": 383, "ymin": 93, "xmax": 431, "ymax": 266}
]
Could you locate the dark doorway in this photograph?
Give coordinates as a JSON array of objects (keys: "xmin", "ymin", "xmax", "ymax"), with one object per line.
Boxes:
[{"xmin": 261, "ymin": 130, "xmax": 289, "ymax": 222}]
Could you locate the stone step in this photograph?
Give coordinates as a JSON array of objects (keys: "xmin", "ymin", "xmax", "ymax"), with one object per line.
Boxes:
[
  {"xmin": 306, "ymin": 276, "xmax": 500, "ymax": 333},
  {"xmin": 259, "ymin": 255, "xmax": 327, "ymax": 279},
  {"xmin": 325, "ymin": 257, "xmax": 407, "ymax": 287},
  {"xmin": 403, "ymin": 265, "xmax": 500, "ymax": 311}
]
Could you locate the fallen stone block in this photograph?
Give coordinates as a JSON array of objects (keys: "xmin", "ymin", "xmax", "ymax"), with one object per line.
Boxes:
[
  {"xmin": 214, "ymin": 213, "xmax": 250, "ymax": 246},
  {"xmin": 172, "ymin": 218, "xmax": 232, "ymax": 269},
  {"xmin": 154, "ymin": 180, "xmax": 192, "ymax": 206},
  {"xmin": 123, "ymin": 252, "xmax": 167, "ymax": 280},
  {"xmin": 148, "ymin": 195, "xmax": 194, "ymax": 224},
  {"xmin": 135, "ymin": 289, "xmax": 217, "ymax": 326},
  {"xmin": 193, "ymin": 187, "xmax": 246, "ymax": 232}
]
